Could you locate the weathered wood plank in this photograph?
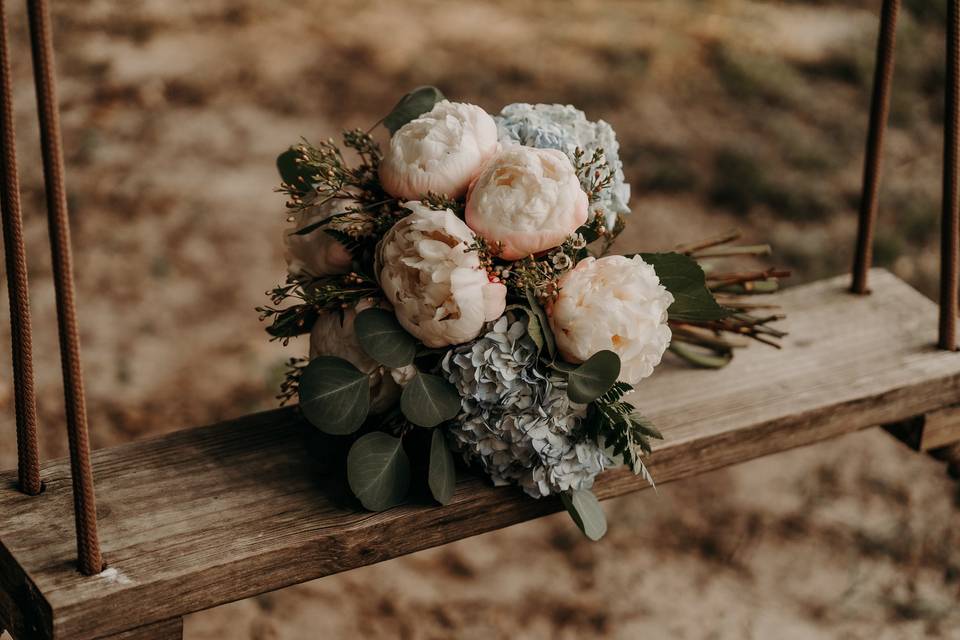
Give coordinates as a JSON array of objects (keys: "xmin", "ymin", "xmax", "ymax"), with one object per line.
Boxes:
[
  {"xmin": 883, "ymin": 404, "xmax": 960, "ymax": 451},
  {"xmin": 2, "ymin": 269, "xmax": 960, "ymax": 640},
  {"xmin": 102, "ymin": 618, "xmax": 182, "ymax": 640},
  {"xmin": 918, "ymin": 405, "xmax": 960, "ymax": 450}
]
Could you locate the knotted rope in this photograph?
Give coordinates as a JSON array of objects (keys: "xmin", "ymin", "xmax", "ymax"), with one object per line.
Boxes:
[
  {"xmin": 940, "ymin": 0, "xmax": 960, "ymax": 351},
  {"xmin": 851, "ymin": 0, "xmax": 900, "ymax": 295},
  {"xmin": 0, "ymin": 0, "xmax": 41, "ymax": 496},
  {"xmin": 27, "ymin": 0, "xmax": 103, "ymax": 575},
  {"xmin": 851, "ymin": 0, "xmax": 960, "ymax": 352}
]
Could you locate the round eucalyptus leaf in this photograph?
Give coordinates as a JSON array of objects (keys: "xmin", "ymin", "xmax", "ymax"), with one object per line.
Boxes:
[
  {"xmin": 298, "ymin": 356, "xmax": 370, "ymax": 435},
  {"xmin": 566, "ymin": 350, "xmax": 621, "ymax": 404},
  {"xmin": 401, "ymin": 373, "xmax": 461, "ymax": 428},
  {"xmin": 383, "ymin": 86, "xmax": 445, "ymax": 135},
  {"xmin": 354, "ymin": 308, "xmax": 417, "ymax": 368},
  {"xmin": 428, "ymin": 429, "xmax": 456, "ymax": 505},
  {"xmin": 347, "ymin": 432, "xmax": 411, "ymax": 511},
  {"xmin": 560, "ymin": 489, "xmax": 607, "ymax": 541}
]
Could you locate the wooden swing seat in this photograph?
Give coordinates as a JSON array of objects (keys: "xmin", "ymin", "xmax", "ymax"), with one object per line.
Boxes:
[{"xmin": 2, "ymin": 268, "xmax": 960, "ymax": 640}]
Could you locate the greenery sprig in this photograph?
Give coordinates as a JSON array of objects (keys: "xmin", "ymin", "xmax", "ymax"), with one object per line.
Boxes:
[
  {"xmin": 256, "ymin": 272, "xmax": 381, "ymax": 342},
  {"xmin": 581, "ymin": 382, "xmax": 662, "ymax": 488},
  {"xmin": 278, "ymin": 130, "xmax": 391, "ymax": 214}
]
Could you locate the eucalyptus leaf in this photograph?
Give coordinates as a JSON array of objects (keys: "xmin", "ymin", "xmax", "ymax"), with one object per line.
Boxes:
[
  {"xmin": 347, "ymin": 432, "xmax": 411, "ymax": 511},
  {"xmin": 276, "ymin": 148, "xmax": 314, "ymax": 195},
  {"xmin": 298, "ymin": 356, "xmax": 370, "ymax": 435},
  {"xmin": 428, "ymin": 429, "xmax": 456, "ymax": 505},
  {"xmin": 383, "ymin": 86, "xmax": 445, "ymax": 135},
  {"xmin": 524, "ymin": 289, "xmax": 556, "ymax": 360},
  {"xmin": 523, "ymin": 309, "xmax": 546, "ymax": 353},
  {"xmin": 567, "ymin": 350, "xmax": 620, "ymax": 404},
  {"xmin": 355, "ymin": 308, "xmax": 417, "ymax": 368},
  {"xmin": 401, "ymin": 372, "xmax": 461, "ymax": 428},
  {"xmin": 560, "ymin": 489, "xmax": 607, "ymax": 541},
  {"xmin": 638, "ymin": 252, "xmax": 732, "ymax": 322},
  {"xmin": 669, "ymin": 341, "xmax": 733, "ymax": 369}
]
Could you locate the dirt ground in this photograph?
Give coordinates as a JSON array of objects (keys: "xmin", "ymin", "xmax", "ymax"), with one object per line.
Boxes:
[{"xmin": 1, "ymin": 1, "xmax": 959, "ymax": 638}]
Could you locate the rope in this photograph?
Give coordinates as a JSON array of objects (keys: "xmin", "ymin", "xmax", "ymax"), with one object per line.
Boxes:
[
  {"xmin": 0, "ymin": 0, "xmax": 41, "ymax": 495},
  {"xmin": 851, "ymin": 0, "xmax": 900, "ymax": 295},
  {"xmin": 941, "ymin": 0, "xmax": 960, "ymax": 351},
  {"xmin": 27, "ymin": 0, "xmax": 103, "ymax": 575}
]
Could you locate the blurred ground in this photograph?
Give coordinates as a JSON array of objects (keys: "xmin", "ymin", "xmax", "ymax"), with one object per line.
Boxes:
[{"xmin": 1, "ymin": 0, "xmax": 959, "ymax": 638}]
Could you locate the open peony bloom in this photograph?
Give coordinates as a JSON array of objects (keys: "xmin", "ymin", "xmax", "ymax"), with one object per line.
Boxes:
[
  {"xmin": 284, "ymin": 198, "xmax": 353, "ymax": 279},
  {"xmin": 548, "ymin": 255, "xmax": 673, "ymax": 385},
  {"xmin": 309, "ymin": 299, "xmax": 400, "ymax": 414},
  {"xmin": 379, "ymin": 101, "xmax": 499, "ymax": 201},
  {"xmin": 465, "ymin": 146, "xmax": 588, "ymax": 260},
  {"xmin": 375, "ymin": 201, "xmax": 507, "ymax": 348}
]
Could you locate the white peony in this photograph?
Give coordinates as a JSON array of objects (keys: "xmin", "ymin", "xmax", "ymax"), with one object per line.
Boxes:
[
  {"xmin": 375, "ymin": 201, "xmax": 507, "ymax": 348},
  {"xmin": 379, "ymin": 101, "xmax": 499, "ymax": 201},
  {"xmin": 309, "ymin": 299, "xmax": 400, "ymax": 414},
  {"xmin": 548, "ymin": 255, "xmax": 673, "ymax": 385},
  {"xmin": 465, "ymin": 146, "xmax": 588, "ymax": 260},
  {"xmin": 284, "ymin": 198, "xmax": 353, "ymax": 279},
  {"xmin": 496, "ymin": 103, "xmax": 631, "ymax": 230}
]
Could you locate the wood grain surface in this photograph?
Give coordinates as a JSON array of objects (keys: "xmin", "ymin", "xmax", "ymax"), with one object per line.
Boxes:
[{"xmin": 3, "ymin": 269, "xmax": 960, "ymax": 639}]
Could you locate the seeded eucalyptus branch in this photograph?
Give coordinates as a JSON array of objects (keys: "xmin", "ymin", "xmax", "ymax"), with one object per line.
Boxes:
[
  {"xmin": 277, "ymin": 357, "xmax": 309, "ymax": 405},
  {"xmin": 279, "ymin": 130, "xmax": 392, "ymax": 215},
  {"xmin": 256, "ymin": 272, "xmax": 382, "ymax": 342}
]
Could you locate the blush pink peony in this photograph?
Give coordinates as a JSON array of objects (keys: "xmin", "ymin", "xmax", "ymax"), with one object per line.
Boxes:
[
  {"xmin": 375, "ymin": 201, "xmax": 506, "ymax": 348},
  {"xmin": 548, "ymin": 255, "xmax": 673, "ymax": 385},
  {"xmin": 465, "ymin": 146, "xmax": 588, "ymax": 260}
]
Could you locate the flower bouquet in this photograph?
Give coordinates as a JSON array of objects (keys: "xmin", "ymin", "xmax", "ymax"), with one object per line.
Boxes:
[{"xmin": 259, "ymin": 87, "xmax": 786, "ymax": 539}]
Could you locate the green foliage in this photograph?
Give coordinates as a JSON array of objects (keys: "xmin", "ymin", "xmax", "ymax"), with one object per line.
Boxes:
[
  {"xmin": 298, "ymin": 356, "xmax": 370, "ymax": 435},
  {"xmin": 523, "ymin": 290, "xmax": 556, "ymax": 360},
  {"xmin": 566, "ymin": 350, "xmax": 620, "ymax": 403},
  {"xmin": 354, "ymin": 308, "xmax": 417, "ymax": 368},
  {"xmin": 275, "ymin": 357, "xmax": 308, "ymax": 406},
  {"xmin": 428, "ymin": 429, "xmax": 456, "ymax": 505},
  {"xmin": 258, "ymin": 302, "xmax": 319, "ymax": 344},
  {"xmin": 347, "ymin": 432, "xmax": 411, "ymax": 511},
  {"xmin": 421, "ymin": 191, "xmax": 465, "ymax": 216},
  {"xmin": 669, "ymin": 341, "xmax": 733, "ymax": 369},
  {"xmin": 257, "ymin": 272, "xmax": 380, "ymax": 342},
  {"xmin": 581, "ymin": 382, "xmax": 662, "ymax": 487},
  {"xmin": 276, "ymin": 148, "xmax": 315, "ymax": 197},
  {"xmin": 400, "ymin": 372, "xmax": 461, "ymax": 428},
  {"xmin": 637, "ymin": 252, "xmax": 731, "ymax": 322},
  {"xmin": 560, "ymin": 489, "xmax": 607, "ymax": 541},
  {"xmin": 277, "ymin": 130, "xmax": 389, "ymax": 215},
  {"xmin": 383, "ymin": 86, "xmax": 446, "ymax": 135}
]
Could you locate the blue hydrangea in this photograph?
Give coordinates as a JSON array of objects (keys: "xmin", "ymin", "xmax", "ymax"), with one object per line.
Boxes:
[
  {"xmin": 496, "ymin": 103, "xmax": 631, "ymax": 230},
  {"xmin": 442, "ymin": 316, "xmax": 612, "ymax": 498}
]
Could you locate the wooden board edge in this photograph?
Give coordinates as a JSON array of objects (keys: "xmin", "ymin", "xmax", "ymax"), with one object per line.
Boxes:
[
  {"xmin": 0, "ymin": 536, "xmax": 53, "ymax": 640},
  {"xmin": 53, "ymin": 364, "xmax": 960, "ymax": 639},
  {"xmin": 102, "ymin": 617, "xmax": 182, "ymax": 640}
]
